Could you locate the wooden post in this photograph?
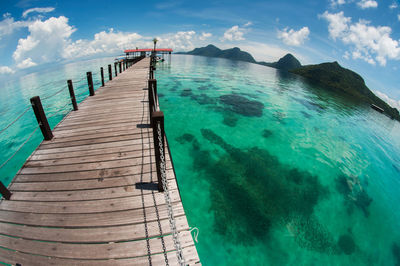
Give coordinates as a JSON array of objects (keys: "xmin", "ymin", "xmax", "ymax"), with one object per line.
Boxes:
[
  {"xmin": 151, "ymin": 111, "xmax": 165, "ymax": 192},
  {"xmin": 86, "ymin": 72, "xmax": 94, "ymax": 96},
  {"xmin": 123, "ymin": 61, "xmax": 125, "ymax": 71},
  {"xmin": 0, "ymin": 181, "xmax": 11, "ymax": 200},
  {"xmin": 100, "ymin": 67, "xmax": 105, "ymax": 87},
  {"xmin": 108, "ymin": 64, "xmax": 112, "ymax": 81},
  {"xmin": 30, "ymin": 96, "xmax": 53, "ymax": 140},
  {"xmin": 67, "ymin": 80, "xmax": 78, "ymax": 111},
  {"xmin": 114, "ymin": 63, "xmax": 118, "ymax": 77},
  {"xmin": 119, "ymin": 62, "xmax": 122, "ymax": 73},
  {"xmin": 148, "ymin": 79, "xmax": 157, "ymax": 119}
]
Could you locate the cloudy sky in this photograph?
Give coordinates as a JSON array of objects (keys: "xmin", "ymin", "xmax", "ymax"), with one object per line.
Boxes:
[{"xmin": 0, "ymin": 0, "xmax": 399, "ymax": 109}]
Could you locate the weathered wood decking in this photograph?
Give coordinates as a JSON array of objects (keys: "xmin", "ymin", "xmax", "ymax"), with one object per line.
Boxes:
[{"xmin": 0, "ymin": 58, "xmax": 200, "ymax": 265}]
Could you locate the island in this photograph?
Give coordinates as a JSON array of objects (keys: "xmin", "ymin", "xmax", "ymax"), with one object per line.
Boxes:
[{"xmin": 291, "ymin": 62, "xmax": 400, "ymax": 121}]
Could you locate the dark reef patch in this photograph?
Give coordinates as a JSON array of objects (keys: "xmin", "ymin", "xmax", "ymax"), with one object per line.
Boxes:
[
  {"xmin": 273, "ymin": 111, "xmax": 286, "ymax": 123},
  {"xmin": 292, "ymin": 97, "xmax": 326, "ymax": 113},
  {"xmin": 180, "ymin": 88, "xmax": 193, "ymax": 97},
  {"xmin": 176, "ymin": 133, "xmax": 195, "ymax": 144},
  {"xmin": 262, "ymin": 129, "xmax": 273, "ymax": 138},
  {"xmin": 335, "ymin": 175, "xmax": 373, "ymax": 217},
  {"xmin": 222, "ymin": 113, "xmax": 238, "ymax": 127},
  {"xmin": 337, "ymin": 234, "xmax": 356, "ymax": 255},
  {"xmin": 392, "ymin": 242, "xmax": 400, "ymax": 266},
  {"xmin": 190, "ymin": 94, "xmax": 217, "ymax": 105},
  {"xmin": 197, "ymin": 85, "xmax": 209, "ymax": 90},
  {"xmin": 219, "ymin": 94, "xmax": 264, "ymax": 117},
  {"xmin": 301, "ymin": 111, "xmax": 312, "ymax": 119},
  {"xmin": 158, "ymin": 93, "xmax": 164, "ymax": 98},
  {"xmin": 191, "ymin": 129, "xmax": 334, "ymax": 251}
]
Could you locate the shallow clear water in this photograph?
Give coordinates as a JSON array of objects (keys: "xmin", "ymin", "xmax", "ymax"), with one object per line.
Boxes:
[
  {"xmin": 156, "ymin": 55, "xmax": 400, "ymax": 265},
  {"xmin": 1, "ymin": 55, "xmax": 399, "ymax": 265},
  {"xmin": 0, "ymin": 57, "xmax": 116, "ymax": 185}
]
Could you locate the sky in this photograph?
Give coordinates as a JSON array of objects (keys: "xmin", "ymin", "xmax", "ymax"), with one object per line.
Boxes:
[{"xmin": 0, "ymin": 0, "xmax": 399, "ymax": 109}]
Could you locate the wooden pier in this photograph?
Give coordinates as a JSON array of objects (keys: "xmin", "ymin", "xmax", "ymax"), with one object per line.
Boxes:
[{"xmin": 0, "ymin": 57, "xmax": 200, "ymax": 265}]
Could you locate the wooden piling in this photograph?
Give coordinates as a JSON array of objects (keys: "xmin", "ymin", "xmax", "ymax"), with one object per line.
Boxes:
[
  {"xmin": 86, "ymin": 72, "xmax": 95, "ymax": 96},
  {"xmin": 0, "ymin": 181, "xmax": 11, "ymax": 200},
  {"xmin": 148, "ymin": 79, "xmax": 157, "ymax": 119},
  {"xmin": 30, "ymin": 96, "xmax": 53, "ymax": 140},
  {"xmin": 119, "ymin": 62, "xmax": 122, "ymax": 73},
  {"xmin": 67, "ymin": 80, "xmax": 78, "ymax": 111},
  {"xmin": 151, "ymin": 111, "xmax": 165, "ymax": 192},
  {"xmin": 108, "ymin": 64, "xmax": 112, "ymax": 80},
  {"xmin": 100, "ymin": 67, "xmax": 105, "ymax": 87},
  {"xmin": 114, "ymin": 63, "xmax": 118, "ymax": 77}
]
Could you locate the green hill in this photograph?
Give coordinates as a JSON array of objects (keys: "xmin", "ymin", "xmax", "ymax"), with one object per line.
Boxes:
[
  {"xmin": 291, "ymin": 62, "xmax": 400, "ymax": 121},
  {"xmin": 176, "ymin": 44, "xmax": 256, "ymax": 63},
  {"xmin": 258, "ymin": 53, "xmax": 302, "ymax": 71}
]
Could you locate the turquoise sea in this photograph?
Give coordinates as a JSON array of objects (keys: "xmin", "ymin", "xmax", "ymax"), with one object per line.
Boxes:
[{"xmin": 1, "ymin": 55, "xmax": 400, "ymax": 265}]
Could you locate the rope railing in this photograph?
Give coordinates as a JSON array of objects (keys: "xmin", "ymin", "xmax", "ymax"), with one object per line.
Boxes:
[
  {"xmin": 0, "ymin": 125, "xmax": 40, "ymax": 171},
  {"xmin": 0, "ymin": 106, "xmax": 31, "ymax": 136}
]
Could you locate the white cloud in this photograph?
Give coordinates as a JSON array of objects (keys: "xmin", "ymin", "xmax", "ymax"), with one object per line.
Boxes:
[
  {"xmin": 321, "ymin": 11, "xmax": 400, "ymax": 66},
  {"xmin": 243, "ymin": 21, "xmax": 253, "ymax": 27},
  {"xmin": 222, "ymin": 25, "xmax": 245, "ymax": 41},
  {"xmin": 0, "ymin": 13, "xmax": 31, "ymax": 40},
  {"xmin": 199, "ymin": 32, "xmax": 212, "ymax": 41},
  {"xmin": 13, "ymin": 16, "xmax": 75, "ymax": 68},
  {"xmin": 390, "ymin": 2, "xmax": 398, "ymax": 9},
  {"xmin": 331, "ymin": 0, "xmax": 346, "ymax": 7},
  {"xmin": 64, "ymin": 29, "xmax": 142, "ymax": 59},
  {"xmin": 16, "ymin": 58, "xmax": 37, "ymax": 68},
  {"xmin": 375, "ymin": 90, "xmax": 400, "ymax": 110},
  {"xmin": 237, "ymin": 41, "xmax": 308, "ymax": 63},
  {"xmin": 277, "ymin": 26, "xmax": 310, "ymax": 46},
  {"xmin": 22, "ymin": 7, "xmax": 55, "ymax": 18},
  {"xmin": 157, "ymin": 30, "xmax": 198, "ymax": 51},
  {"xmin": 0, "ymin": 66, "xmax": 14, "ymax": 74},
  {"xmin": 398, "ymin": 14, "xmax": 400, "ymax": 21},
  {"xmin": 319, "ymin": 11, "xmax": 351, "ymax": 39},
  {"xmin": 357, "ymin": 0, "xmax": 378, "ymax": 9}
]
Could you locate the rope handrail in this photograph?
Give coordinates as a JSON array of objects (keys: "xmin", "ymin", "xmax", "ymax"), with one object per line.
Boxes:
[
  {"xmin": 48, "ymin": 102, "xmax": 72, "ymax": 119},
  {"xmin": 0, "ymin": 125, "xmax": 39, "ymax": 171},
  {"xmin": 41, "ymin": 87, "xmax": 66, "ymax": 101},
  {"xmin": 0, "ymin": 106, "xmax": 31, "ymax": 136}
]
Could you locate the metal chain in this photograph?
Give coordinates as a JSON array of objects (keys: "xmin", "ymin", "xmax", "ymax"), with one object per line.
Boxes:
[
  {"xmin": 152, "ymin": 190, "xmax": 169, "ymax": 265},
  {"xmin": 156, "ymin": 123, "xmax": 186, "ymax": 266}
]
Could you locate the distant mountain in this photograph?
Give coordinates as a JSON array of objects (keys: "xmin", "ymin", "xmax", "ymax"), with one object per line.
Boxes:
[
  {"xmin": 176, "ymin": 44, "xmax": 256, "ymax": 63},
  {"xmin": 258, "ymin": 53, "xmax": 302, "ymax": 71},
  {"xmin": 291, "ymin": 62, "xmax": 400, "ymax": 121}
]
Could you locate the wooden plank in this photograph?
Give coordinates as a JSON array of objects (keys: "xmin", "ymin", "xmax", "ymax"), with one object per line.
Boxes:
[
  {"xmin": 20, "ymin": 157, "xmax": 153, "ymax": 174},
  {"xmin": 0, "ymin": 189, "xmax": 181, "ymax": 214},
  {"xmin": 10, "ymin": 177, "xmax": 177, "ymax": 201},
  {"xmin": 0, "ymin": 231, "xmax": 193, "ymax": 259},
  {"xmin": 0, "ymin": 215, "xmax": 189, "ymax": 243},
  {"xmin": 37, "ymin": 133, "xmax": 149, "ymax": 149},
  {"xmin": 12, "ymin": 169, "xmax": 175, "ymax": 192},
  {"xmin": 25, "ymin": 149, "xmax": 153, "ymax": 167},
  {"xmin": 29, "ymin": 143, "xmax": 152, "ymax": 161},
  {"xmin": 0, "ymin": 202, "xmax": 184, "ymax": 227},
  {"xmin": 0, "ymin": 244, "xmax": 199, "ymax": 266},
  {"xmin": 35, "ymin": 138, "xmax": 150, "ymax": 155}
]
